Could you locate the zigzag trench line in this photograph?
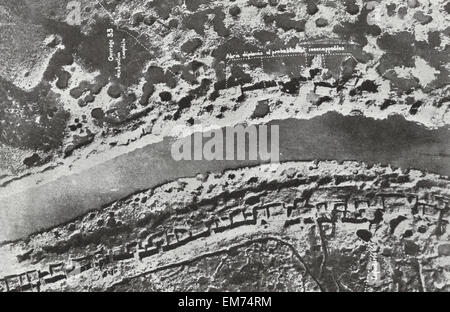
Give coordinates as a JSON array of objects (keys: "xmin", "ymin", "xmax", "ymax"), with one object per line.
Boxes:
[{"xmin": 1, "ymin": 190, "xmax": 448, "ymax": 292}]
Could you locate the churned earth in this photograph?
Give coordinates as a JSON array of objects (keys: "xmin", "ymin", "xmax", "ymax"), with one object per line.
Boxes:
[
  {"xmin": 0, "ymin": 0, "xmax": 449, "ymax": 178},
  {"xmin": 0, "ymin": 161, "xmax": 450, "ymax": 292},
  {"xmin": 0, "ymin": 0, "xmax": 449, "ymax": 292}
]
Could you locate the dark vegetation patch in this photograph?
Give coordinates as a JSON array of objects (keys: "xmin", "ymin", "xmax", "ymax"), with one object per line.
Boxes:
[
  {"xmin": 279, "ymin": 77, "xmax": 307, "ymax": 95},
  {"xmin": 315, "ymin": 96, "xmax": 333, "ymax": 106},
  {"xmin": 159, "ymin": 91, "xmax": 172, "ymax": 102},
  {"xmin": 185, "ymin": 0, "xmax": 212, "ymax": 12},
  {"xmin": 131, "ymin": 12, "xmax": 145, "ymax": 27},
  {"xmin": 359, "ymin": 80, "xmax": 378, "ymax": 92},
  {"xmin": 103, "ymin": 91, "xmax": 141, "ymax": 125},
  {"xmin": 23, "ymin": 153, "xmax": 41, "ymax": 167},
  {"xmin": 267, "ymin": 0, "xmax": 279, "ymax": 6},
  {"xmin": 398, "ymin": 6, "xmax": 408, "ymax": 19},
  {"xmin": 409, "ymin": 101, "xmax": 423, "ymax": 115},
  {"xmin": 386, "ymin": 3, "xmax": 396, "ymax": 17},
  {"xmin": 415, "ymin": 40, "xmax": 450, "ymax": 70},
  {"xmin": 339, "ymin": 57, "xmax": 358, "ymax": 86},
  {"xmin": 344, "ymin": 0, "xmax": 359, "ymax": 15},
  {"xmin": 55, "ymin": 70, "xmax": 71, "ymax": 89},
  {"xmin": 174, "ymin": 95, "xmax": 194, "ymax": 120},
  {"xmin": 0, "ymin": 78, "xmax": 69, "ymax": 151},
  {"xmin": 139, "ymin": 65, "xmax": 178, "ymax": 106},
  {"xmin": 107, "ymin": 84, "xmax": 123, "ymax": 99},
  {"xmin": 376, "ymin": 31, "xmax": 421, "ymax": 92},
  {"xmin": 356, "ymin": 229, "xmax": 371, "ymax": 242},
  {"xmin": 42, "ymin": 18, "xmax": 149, "ymax": 88},
  {"xmin": 249, "ymin": 0, "xmax": 268, "ymax": 9},
  {"xmin": 413, "ymin": 11, "xmax": 433, "ymax": 25},
  {"xmin": 263, "ymin": 12, "xmax": 306, "ymax": 32},
  {"xmin": 253, "ymin": 30, "xmax": 280, "ymax": 44},
  {"xmin": 436, "ymin": 96, "xmax": 450, "ymax": 108},
  {"xmin": 190, "ymin": 78, "xmax": 212, "ymax": 98},
  {"xmin": 229, "ymin": 5, "xmax": 241, "ymax": 17},
  {"xmin": 174, "ymin": 78, "xmax": 212, "ymax": 120},
  {"xmin": 150, "ymin": 0, "xmax": 181, "ymax": 20},
  {"xmin": 226, "ymin": 65, "xmax": 253, "ymax": 87},
  {"xmin": 140, "ymin": 83, "xmax": 155, "ymax": 106},
  {"xmin": 251, "ymin": 100, "xmax": 270, "ymax": 119},
  {"xmin": 181, "ymin": 38, "xmax": 203, "ymax": 54},
  {"xmin": 209, "ymin": 64, "xmax": 253, "ymax": 101},
  {"xmin": 169, "ymin": 60, "xmax": 205, "ymax": 85},
  {"xmin": 389, "ymin": 215, "xmax": 408, "ymax": 234},
  {"xmin": 212, "ymin": 36, "xmax": 259, "ymax": 61},
  {"xmin": 315, "ymin": 18, "xmax": 328, "ymax": 27},
  {"xmin": 428, "ymin": 31, "xmax": 441, "ymax": 48},
  {"xmin": 182, "ymin": 11, "xmax": 208, "ymax": 35},
  {"xmin": 143, "ymin": 15, "xmax": 156, "ymax": 26},
  {"xmin": 333, "ymin": 7, "xmax": 381, "ymax": 47},
  {"xmin": 377, "ymin": 32, "xmax": 416, "ymax": 75},
  {"xmin": 404, "ymin": 240, "xmax": 421, "ymax": 255},
  {"xmin": 63, "ymin": 128, "xmax": 95, "ymax": 157},
  {"xmin": 306, "ymin": 0, "xmax": 319, "ymax": 15},
  {"xmin": 36, "ymin": 16, "xmax": 155, "ymax": 131},
  {"xmin": 168, "ymin": 18, "xmax": 179, "ymax": 29},
  {"xmin": 350, "ymin": 80, "xmax": 379, "ymax": 96},
  {"xmin": 211, "ymin": 8, "xmax": 230, "ymax": 37},
  {"xmin": 183, "ymin": 8, "xmax": 229, "ymax": 36},
  {"xmin": 309, "ymin": 68, "xmax": 321, "ymax": 79},
  {"xmin": 242, "ymin": 81, "xmax": 277, "ymax": 92},
  {"xmin": 277, "ymin": 4, "xmax": 287, "ymax": 12},
  {"xmin": 380, "ymin": 99, "xmax": 396, "ymax": 110},
  {"xmin": 91, "ymin": 108, "xmax": 105, "ymax": 120},
  {"xmin": 383, "ymin": 71, "xmax": 419, "ymax": 94}
]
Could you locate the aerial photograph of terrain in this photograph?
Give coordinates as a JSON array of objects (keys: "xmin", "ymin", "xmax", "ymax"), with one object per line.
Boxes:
[{"xmin": 0, "ymin": 0, "xmax": 449, "ymax": 294}]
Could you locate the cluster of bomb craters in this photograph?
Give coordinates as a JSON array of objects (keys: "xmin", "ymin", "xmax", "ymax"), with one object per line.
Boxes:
[{"xmin": 0, "ymin": 0, "xmax": 448, "ymax": 173}]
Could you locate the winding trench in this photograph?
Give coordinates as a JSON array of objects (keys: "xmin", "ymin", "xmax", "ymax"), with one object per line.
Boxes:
[{"xmin": 0, "ymin": 112, "xmax": 449, "ymax": 242}]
